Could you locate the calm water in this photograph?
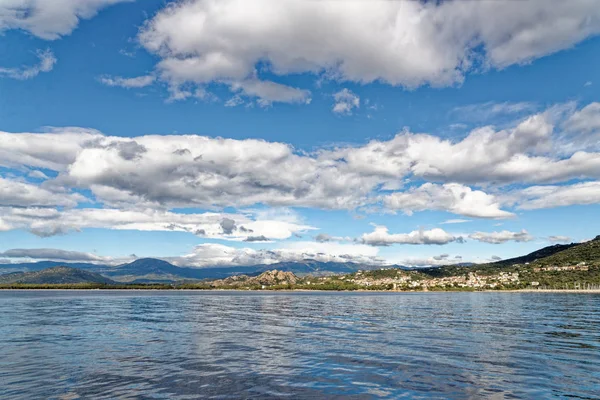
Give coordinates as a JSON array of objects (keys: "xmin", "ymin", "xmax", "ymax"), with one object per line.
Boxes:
[{"xmin": 1, "ymin": 291, "xmax": 599, "ymax": 399}]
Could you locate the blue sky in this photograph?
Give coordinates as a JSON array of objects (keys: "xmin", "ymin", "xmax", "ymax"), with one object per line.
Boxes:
[{"xmin": 1, "ymin": 0, "xmax": 599, "ymax": 267}]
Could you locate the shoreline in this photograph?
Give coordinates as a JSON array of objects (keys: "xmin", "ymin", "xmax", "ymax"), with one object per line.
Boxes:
[{"xmin": 1, "ymin": 288, "xmax": 600, "ymax": 293}]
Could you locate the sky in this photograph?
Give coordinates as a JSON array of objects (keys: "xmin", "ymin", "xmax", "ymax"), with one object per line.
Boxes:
[{"xmin": 0, "ymin": 0, "xmax": 600, "ymax": 268}]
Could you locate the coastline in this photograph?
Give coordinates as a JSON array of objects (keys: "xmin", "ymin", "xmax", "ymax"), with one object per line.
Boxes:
[{"xmin": 2, "ymin": 288, "xmax": 600, "ymax": 293}]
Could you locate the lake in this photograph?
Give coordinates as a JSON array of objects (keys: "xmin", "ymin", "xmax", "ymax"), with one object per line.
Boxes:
[{"xmin": 1, "ymin": 291, "xmax": 599, "ymax": 399}]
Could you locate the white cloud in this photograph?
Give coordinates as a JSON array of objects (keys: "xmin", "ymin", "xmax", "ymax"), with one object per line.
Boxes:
[
  {"xmin": 0, "ymin": 127, "xmax": 102, "ymax": 171},
  {"xmin": 442, "ymin": 219, "xmax": 471, "ymax": 224},
  {"xmin": 561, "ymin": 102, "xmax": 600, "ymax": 151},
  {"xmin": 383, "ymin": 183, "xmax": 514, "ymax": 219},
  {"xmin": 469, "ymin": 230, "xmax": 534, "ymax": 244},
  {"xmin": 0, "ymin": 0, "xmax": 131, "ymax": 39},
  {"xmin": 314, "ymin": 233, "xmax": 352, "ymax": 243},
  {"xmin": 224, "ymin": 95, "xmax": 244, "ymax": 107},
  {"xmin": 451, "ymin": 101, "xmax": 538, "ymax": 121},
  {"xmin": 0, "ymin": 177, "xmax": 81, "ymax": 207},
  {"xmin": 168, "ymin": 241, "xmax": 383, "ymax": 268},
  {"xmin": 99, "ymin": 75, "xmax": 155, "ymax": 88},
  {"xmin": 1, "ymin": 103, "xmax": 600, "ymax": 217},
  {"xmin": 230, "ymin": 80, "xmax": 311, "ymax": 106},
  {"xmin": 0, "ymin": 248, "xmax": 112, "ymax": 263},
  {"xmin": 361, "ymin": 226, "xmax": 461, "ymax": 246},
  {"xmin": 0, "ymin": 206, "xmax": 315, "ymax": 240},
  {"xmin": 0, "ymin": 49, "xmax": 56, "ymax": 80},
  {"xmin": 138, "ymin": 0, "xmax": 600, "ymax": 95},
  {"xmin": 28, "ymin": 170, "xmax": 49, "ymax": 180},
  {"xmin": 515, "ymin": 181, "xmax": 600, "ymax": 210},
  {"xmin": 332, "ymin": 88, "xmax": 360, "ymax": 115},
  {"xmin": 548, "ymin": 235, "xmax": 571, "ymax": 243}
]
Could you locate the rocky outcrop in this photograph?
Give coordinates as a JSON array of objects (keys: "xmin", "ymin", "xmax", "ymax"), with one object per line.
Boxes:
[
  {"xmin": 209, "ymin": 270, "xmax": 297, "ymax": 287},
  {"xmin": 253, "ymin": 270, "xmax": 297, "ymax": 285}
]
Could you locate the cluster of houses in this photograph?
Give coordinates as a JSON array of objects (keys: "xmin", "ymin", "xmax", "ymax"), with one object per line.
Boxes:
[
  {"xmin": 532, "ymin": 262, "xmax": 588, "ymax": 272},
  {"xmin": 348, "ymin": 270, "xmax": 522, "ymax": 290}
]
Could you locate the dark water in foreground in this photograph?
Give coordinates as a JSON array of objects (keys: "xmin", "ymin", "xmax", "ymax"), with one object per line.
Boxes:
[{"xmin": 1, "ymin": 291, "xmax": 599, "ymax": 399}]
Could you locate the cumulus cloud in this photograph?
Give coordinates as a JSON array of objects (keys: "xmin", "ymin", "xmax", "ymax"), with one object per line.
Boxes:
[
  {"xmin": 0, "ymin": 49, "xmax": 56, "ymax": 80},
  {"xmin": 332, "ymin": 89, "xmax": 360, "ymax": 115},
  {"xmin": 383, "ymin": 183, "xmax": 514, "ymax": 219},
  {"xmin": 0, "ymin": 177, "xmax": 82, "ymax": 207},
  {"xmin": 137, "ymin": 0, "xmax": 600, "ymax": 100},
  {"xmin": 1, "ymin": 102, "xmax": 600, "ymax": 221},
  {"xmin": 361, "ymin": 226, "xmax": 461, "ymax": 246},
  {"xmin": 0, "ymin": 0, "xmax": 131, "ymax": 39},
  {"xmin": 99, "ymin": 75, "xmax": 155, "ymax": 89},
  {"xmin": 469, "ymin": 230, "xmax": 534, "ymax": 244},
  {"xmin": 329, "ymin": 112, "xmax": 594, "ymax": 186}
]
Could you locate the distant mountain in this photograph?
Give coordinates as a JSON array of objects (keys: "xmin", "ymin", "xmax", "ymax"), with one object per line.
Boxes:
[
  {"xmin": 0, "ymin": 257, "xmax": 409, "ymax": 283},
  {"xmin": 0, "ymin": 260, "xmax": 109, "ymax": 273},
  {"xmin": 103, "ymin": 258, "xmax": 387, "ymax": 282},
  {"xmin": 0, "ymin": 267, "xmax": 114, "ymax": 285}
]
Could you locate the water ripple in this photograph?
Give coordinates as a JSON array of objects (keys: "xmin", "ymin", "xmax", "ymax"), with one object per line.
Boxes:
[{"xmin": 1, "ymin": 291, "xmax": 599, "ymax": 399}]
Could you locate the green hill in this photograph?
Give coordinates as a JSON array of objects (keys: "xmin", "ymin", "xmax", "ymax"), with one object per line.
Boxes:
[
  {"xmin": 422, "ymin": 236, "xmax": 600, "ymax": 278},
  {"xmin": 0, "ymin": 266, "xmax": 114, "ymax": 285},
  {"xmin": 529, "ymin": 236, "xmax": 600, "ymax": 267},
  {"xmin": 488, "ymin": 243, "xmax": 578, "ymax": 267}
]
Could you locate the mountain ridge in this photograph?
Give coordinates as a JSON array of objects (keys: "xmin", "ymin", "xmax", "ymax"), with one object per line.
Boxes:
[{"xmin": 0, "ymin": 237, "xmax": 598, "ymax": 283}]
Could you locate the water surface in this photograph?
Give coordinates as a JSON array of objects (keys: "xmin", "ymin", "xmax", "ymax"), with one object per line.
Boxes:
[{"xmin": 1, "ymin": 291, "xmax": 599, "ymax": 399}]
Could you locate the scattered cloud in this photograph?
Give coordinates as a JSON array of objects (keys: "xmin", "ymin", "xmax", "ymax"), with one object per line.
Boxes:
[
  {"xmin": 383, "ymin": 183, "xmax": 514, "ymax": 219},
  {"xmin": 0, "ymin": 49, "xmax": 56, "ymax": 80},
  {"xmin": 548, "ymin": 235, "xmax": 571, "ymax": 243},
  {"xmin": 224, "ymin": 95, "xmax": 244, "ymax": 107},
  {"xmin": 0, "ymin": 0, "xmax": 131, "ymax": 39},
  {"xmin": 99, "ymin": 75, "xmax": 155, "ymax": 88},
  {"xmin": 441, "ymin": 219, "xmax": 471, "ymax": 224},
  {"xmin": 231, "ymin": 80, "xmax": 311, "ymax": 106},
  {"xmin": 451, "ymin": 101, "xmax": 538, "ymax": 121},
  {"xmin": 314, "ymin": 233, "xmax": 352, "ymax": 243},
  {"xmin": 469, "ymin": 230, "xmax": 534, "ymax": 244},
  {"xmin": 515, "ymin": 181, "xmax": 600, "ymax": 210},
  {"xmin": 243, "ymin": 235, "xmax": 270, "ymax": 242},
  {"xmin": 361, "ymin": 226, "xmax": 462, "ymax": 246},
  {"xmin": 0, "ymin": 248, "xmax": 111, "ymax": 263},
  {"xmin": 332, "ymin": 89, "xmax": 360, "ymax": 115},
  {"xmin": 0, "ymin": 207, "xmax": 315, "ymax": 240}
]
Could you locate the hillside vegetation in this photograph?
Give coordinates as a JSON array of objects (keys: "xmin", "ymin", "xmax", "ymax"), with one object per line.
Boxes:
[{"xmin": 0, "ymin": 267, "xmax": 114, "ymax": 285}]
